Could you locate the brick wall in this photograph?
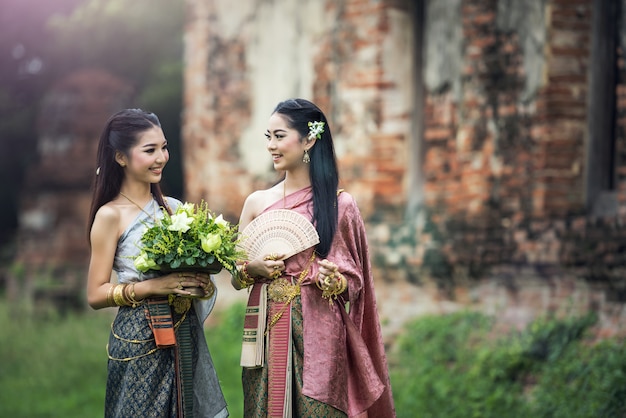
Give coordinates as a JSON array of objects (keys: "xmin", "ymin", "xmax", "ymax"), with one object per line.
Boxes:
[
  {"xmin": 181, "ymin": 0, "xmax": 626, "ymax": 337},
  {"xmin": 182, "ymin": 0, "xmax": 414, "ymax": 223}
]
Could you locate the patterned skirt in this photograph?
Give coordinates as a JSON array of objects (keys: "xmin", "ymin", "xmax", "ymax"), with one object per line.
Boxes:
[
  {"xmin": 105, "ymin": 301, "xmax": 228, "ymax": 418},
  {"xmin": 242, "ymin": 297, "xmax": 346, "ymax": 417}
]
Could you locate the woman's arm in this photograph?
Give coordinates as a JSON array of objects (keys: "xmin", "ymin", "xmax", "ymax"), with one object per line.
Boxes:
[{"xmin": 86, "ymin": 205, "xmax": 121, "ymax": 309}]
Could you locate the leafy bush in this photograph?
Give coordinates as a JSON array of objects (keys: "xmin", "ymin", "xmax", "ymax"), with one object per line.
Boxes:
[
  {"xmin": 528, "ymin": 338, "xmax": 626, "ymax": 418},
  {"xmin": 389, "ymin": 311, "xmax": 529, "ymax": 418},
  {"xmin": 390, "ymin": 310, "xmax": 626, "ymax": 418}
]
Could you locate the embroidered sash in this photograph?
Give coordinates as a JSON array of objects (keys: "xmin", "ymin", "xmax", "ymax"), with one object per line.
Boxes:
[
  {"xmin": 267, "ymin": 297, "xmax": 293, "ymax": 417},
  {"xmin": 145, "ymin": 298, "xmax": 176, "ymax": 348},
  {"xmin": 173, "ymin": 305, "xmax": 193, "ymax": 417},
  {"xmin": 265, "ymin": 253, "xmax": 315, "ymax": 417},
  {"xmin": 240, "ymin": 284, "xmax": 267, "ymax": 368}
]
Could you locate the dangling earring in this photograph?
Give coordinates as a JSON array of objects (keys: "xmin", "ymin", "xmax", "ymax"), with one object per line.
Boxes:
[{"xmin": 303, "ymin": 149, "xmax": 310, "ymax": 164}]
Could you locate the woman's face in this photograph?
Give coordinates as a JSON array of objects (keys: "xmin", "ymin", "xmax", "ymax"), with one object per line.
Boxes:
[
  {"xmin": 265, "ymin": 113, "xmax": 307, "ymax": 172},
  {"xmin": 125, "ymin": 126, "xmax": 169, "ymax": 184}
]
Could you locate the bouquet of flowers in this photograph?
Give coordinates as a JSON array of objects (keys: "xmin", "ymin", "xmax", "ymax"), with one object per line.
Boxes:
[{"xmin": 133, "ymin": 201, "xmax": 244, "ymax": 275}]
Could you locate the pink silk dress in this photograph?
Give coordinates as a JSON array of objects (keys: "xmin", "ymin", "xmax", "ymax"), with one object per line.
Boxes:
[{"xmin": 244, "ymin": 186, "xmax": 395, "ymax": 417}]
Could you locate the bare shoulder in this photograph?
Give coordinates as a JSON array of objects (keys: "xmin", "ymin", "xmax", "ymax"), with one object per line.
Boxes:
[
  {"xmin": 93, "ymin": 203, "xmax": 121, "ymax": 227},
  {"xmin": 240, "ymin": 186, "xmax": 282, "ymax": 229},
  {"xmin": 242, "ymin": 190, "xmax": 267, "ymax": 217},
  {"xmin": 90, "ymin": 203, "xmax": 122, "ymax": 244}
]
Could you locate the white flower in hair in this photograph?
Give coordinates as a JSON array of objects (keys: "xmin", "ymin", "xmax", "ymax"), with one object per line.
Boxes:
[{"xmin": 307, "ymin": 121, "xmax": 325, "ymax": 140}]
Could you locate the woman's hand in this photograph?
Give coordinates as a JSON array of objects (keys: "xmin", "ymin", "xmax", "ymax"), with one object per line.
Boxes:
[
  {"xmin": 231, "ymin": 253, "xmax": 287, "ymax": 290},
  {"xmin": 316, "ymin": 259, "xmax": 347, "ymax": 303},
  {"xmin": 139, "ymin": 271, "xmax": 213, "ymax": 298},
  {"xmin": 317, "ymin": 259, "xmax": 338, "ymax": 283},
  {"xmin": 250, "ymin": 253, "xmax": 286, "ymax": 280}
]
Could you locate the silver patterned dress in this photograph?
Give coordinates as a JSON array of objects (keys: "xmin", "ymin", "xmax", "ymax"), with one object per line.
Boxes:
[{"xmin": 105, "ymin": 197, "xmax": 228, "ymax": 417}]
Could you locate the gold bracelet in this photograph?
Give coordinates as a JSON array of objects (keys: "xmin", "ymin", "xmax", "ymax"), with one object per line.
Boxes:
[
  {"xmin": 237, "ymin": 262, "xmax": 255, "ymax": 288},
  {"xmin": 113, "ymin": 284, "xmax": 129, "ymax": 306},
  {"xmin": 106, "ymin": 284, "xmax": 115, "ymax": 307},
  {"xmin": 319, "ymin": 272, "xmax": 347, "ymax": 305},
  {"xmin": 112, "ymin": 284, "xmax": 123, "ymax": 306},
  {"xmin": 126, "ymin": 282, "xmax": 142, "ymax": 308}
]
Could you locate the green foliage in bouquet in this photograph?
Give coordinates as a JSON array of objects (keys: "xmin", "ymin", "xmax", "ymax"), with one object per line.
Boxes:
[{"xmin": 134, "ymin": 201, "xmax": 245, "ymax": 274}]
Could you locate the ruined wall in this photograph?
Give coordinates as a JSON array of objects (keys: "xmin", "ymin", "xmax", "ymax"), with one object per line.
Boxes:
[
  {"xmin": 376, "ymin": 0, "xmax": 626, "ymax": 337},
  {"xmin": 181, "ymin": 0, "xmax": 626, "ymax": 337},
  {"xmin": 182, "ymin": 0, "xmax": 413, "ymax": 223}
]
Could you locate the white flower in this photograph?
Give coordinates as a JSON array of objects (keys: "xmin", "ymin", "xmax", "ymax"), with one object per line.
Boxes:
[
  {"xmin": 308, "ymin": 121, "xmax": 325, "ymax": 140},
  {"xmin": 214, "ymin": 213, "xmax": 228, "ymax": 228},
  {"xmin": 168, "ymin": 211, "xmax": 193, "ymax": 233}
]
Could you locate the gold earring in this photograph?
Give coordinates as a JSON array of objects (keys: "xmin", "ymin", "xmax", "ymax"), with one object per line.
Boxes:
[{"xmin": 303, "ymin": 150, "xmax": 310, "ymax": 164}]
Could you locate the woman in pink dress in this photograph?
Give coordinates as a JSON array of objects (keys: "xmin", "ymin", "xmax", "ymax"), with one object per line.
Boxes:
[{"xmin": 232, "ymin": 98, "xmax": 395, "ymax": 417}]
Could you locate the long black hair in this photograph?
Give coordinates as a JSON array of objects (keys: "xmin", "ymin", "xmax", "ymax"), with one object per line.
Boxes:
[
  {"xmin": 87, "ymin": 109, "xmax": 170, "ymax": 238},
  {"xmin": 272, "ymin": 98, "xmax": 339, "ymax": 257}
]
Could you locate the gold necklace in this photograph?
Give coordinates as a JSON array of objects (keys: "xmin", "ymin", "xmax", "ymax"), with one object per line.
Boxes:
[
  {"xmin": 119, "ymin": 191, "xmax": 157, "ymax": 221},
  {"xmin": 282, "ymin": 181, "xmax": 311, "ymax": 209}
]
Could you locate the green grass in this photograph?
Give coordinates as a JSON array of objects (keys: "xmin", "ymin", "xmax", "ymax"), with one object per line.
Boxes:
[
  {"xmin": 205, "ymin": 303, "xmax": 246, "ymax": 418},
  {"xmin": 2, "ymin": 300, "xmax": 626, "ymax": 417},
  {"xmin": 0, "ymin": 304, "xmax": 111, "ymax": 417}
]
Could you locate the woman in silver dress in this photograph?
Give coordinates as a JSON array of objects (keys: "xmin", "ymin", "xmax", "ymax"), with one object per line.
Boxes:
[{"xmin": 86, "ymin": 108, "xmax": 228, "ymax": 417}]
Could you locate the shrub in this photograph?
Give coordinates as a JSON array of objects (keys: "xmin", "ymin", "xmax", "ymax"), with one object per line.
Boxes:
[{"xmin": 389, "ymin": 310, "xmax": 626, "ymax": 418}]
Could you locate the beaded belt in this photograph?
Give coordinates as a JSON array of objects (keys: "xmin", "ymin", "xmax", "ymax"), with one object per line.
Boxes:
[{"xmin": 267, "ymin": 278, "xmax": 300, "ymax": 303}]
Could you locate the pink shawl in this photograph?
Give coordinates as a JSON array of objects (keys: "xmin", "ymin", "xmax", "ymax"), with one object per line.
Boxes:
[{"xmin": 263, "ymin": 187, "xmax": 396, "ymax": 417}]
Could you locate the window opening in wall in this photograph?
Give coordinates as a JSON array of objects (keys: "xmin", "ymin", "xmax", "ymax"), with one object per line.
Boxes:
[
  {"xmin": 586, "ymin": 0, "xmax": 618, "ymax": 216},
  {"xmin": 406, "ymin": 0, "xmax": 425, "ymax": 219}
]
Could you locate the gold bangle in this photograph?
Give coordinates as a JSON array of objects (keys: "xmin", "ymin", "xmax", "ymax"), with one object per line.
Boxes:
[
  {"xmin": 113, "ymin": 284, "xmax": 129, "ymax": 306},
  {"xmin": 319, "ymin": 271, "xmax": 347, "ymax": 305},
  {"xmin": 106, "ymin": 284, "xmax": 115, "ymax": 307},
  {"xmin": 126, "ymin": 282, "xmax": 142, "ymax": 308},
  {"xmin": 121, "ymin": 284, "xmax": 131, "ymax": 306},
  {"xmin": 242, "ymin": 262, "xmax": 252, "ymax": 280},
  {"xmin": 237, "ymin": 262, "xmax": 255, "ymax": 288},
  {"xmin": 112, "ymin": 284, "xmax": 122, "ymax": 306}
]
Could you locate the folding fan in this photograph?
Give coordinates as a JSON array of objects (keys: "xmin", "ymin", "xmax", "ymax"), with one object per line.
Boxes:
[{"xmin": 238, "ymin": 209, "xmax": 319, "ymax": 260}]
